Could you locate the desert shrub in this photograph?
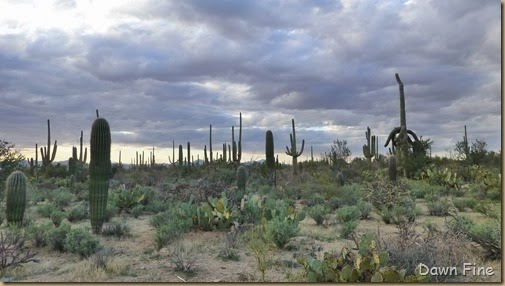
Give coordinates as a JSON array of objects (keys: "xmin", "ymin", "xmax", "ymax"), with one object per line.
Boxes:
[
  {"xmin": 385, "ymin": 228, "xmax": 474, "ymax": 282},
  {"xmin": 356, "ymin": 201, "xmax": 373, "ymax": 219},
  {"xmin": 169, "ymin": 240, "xmax": 201, "ymax": 273},
  {"xmin": 426, "ymin": 197, "xmax": 452, "ymax": 217},
  {"xmin": 339, "ymin": 220, "xmax": 358, "ymax": 239},
  {"xmin": 101, "ymin": 221, "xmax": 131, "ymax": 239},
  {"xmin": 307, "ymin": 204, "xmax": 331, "ymax": 226},
  {"xmin": 67, "ymin": 202, "xmax": 88, "ymax": 222},
  {"xmin": 446, "ymin": 214, "xmax": 474, "ymax": 236},
  {"xmin": 335, "ymin": 184, "xmax": 362, "ymax": 206},
  {"xmin": 405, "ymin": 179, "xmax": 432, "ymax": 199},
  {"xmin": 474, "ymin": 202, "xmax": 501, "ymax": 220},
  {"xmin": 336, "ymin": 205, "xmax": 361, "ymax": 223},
  {"xmin": 89, "ymin": 247, "xmax": 115, "ymax": 270},
  {"xmin": 451, "ymin": 197, "xmax": 477, "ymax": 212},
  {"xmin": 467, "ymin": 220, "xmax": 501, "ymax": 259},
  {"xmin": 208, "ymin": 167, "xmax": 236, "ymax": 184},
  {"xmin": 327, "ymin": 197, "xmax": 341, "ymax": 211},
  {"xmin": 131, "ymin": 205, "xmax": 144, "ymax": 218},
  {"xmin": 51, "ymin": 187, "xmax": 76, "ymax": 208},
  {"xmin": 152, "ymin": 217, "xmax": 193, "ymax": 251},
  {"xmin": 37, "ymin": 202, "xmax": 59, "ymax": 218},
  {"xmin": 144, "ymin": 200, "xmax": 169, "ymax": 214},
  {"xmin": 109, "ymin": 184, "xmax": 145, "ymax": 213},
  {"xmin": 50, "ymin": 210, "xmax": 67, "ymax": 227},
  {"xmin": 47, "ymin": 221, "xmax": 72, "ymax": 252},
  {"xmin": 25, "ymin": 221, "xmax": 53, "ymax": 248},
  {"xmin": 64, "ymin": 227, "xmax": 101, "ymax": 258},
  {"xmin": 0, "ymin": 232, "xmax": 39, "ymax": 274},
  {"xmin": 217, "ymin": 231, "xmax": 241, "ymax": 261},
  {"xmin": 264, "ymin": 216, "xmax": 299, "ymax": 249},
  {"xmin": 306, "ymin": 194, "xmax": 325, "ymax": 207}
]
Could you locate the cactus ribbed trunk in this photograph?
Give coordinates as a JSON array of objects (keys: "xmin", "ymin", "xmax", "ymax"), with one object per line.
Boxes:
[
  {"xmin": 395, "ymin": 73, "xmax": 409, "ymax": 178},
  {"xmin": 265, "ymin": 130, "xmax": 275, "ymax": 170},
  {"xmin": 285, "ymin": 119, "xmax": 305, "ymax": 175},
  {"xmin": 5, "ymin": 171, "xmax": 27, "ymax": 226},
  {"xmin": 89, "ymin": 113, "xmax": 112, "ymax": 234}
]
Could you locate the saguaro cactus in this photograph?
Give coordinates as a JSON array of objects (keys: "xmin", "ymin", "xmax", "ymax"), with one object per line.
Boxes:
[
  {"xmin": 89, "ymin": 111, "xmax": 112, "ymax": 234},
  {"xmin": 285, "ymin": 118, "xmax": 305, "ymax": 174},
  {"xmin": 5, "ymin": 170, "xmax": 27, "ymax": 226},
  {"xmin": 395, "ymin": 73, "xmax": 409, "ymax": 178},
  {"xmin": 237, "ymin": 165, "xmax": 247, "ymax": 190},
  {"xmin": 178, "ymin": 145, "xmax": 183, "ymax": 166},
  {"xmin": 231, "ymin": 113, "xmax": 243, "ymax": 164},
  {"xmin": 40, "ymin": 119, "xmax": 58, "ymax": 168},
  {"xmin": 362, "ymin": 126, "xmax": 377, "ymax": 164},
  {"xmin": 463, "ymin": 125, "xmax": 470, "ymax": 163},
  {"xmin": 265, "ymin": 130, "xmax": 275, "ymax": 170},
  {"xmin": 388, "ymin": 155, "xmax": 397, "ymax": 182}
]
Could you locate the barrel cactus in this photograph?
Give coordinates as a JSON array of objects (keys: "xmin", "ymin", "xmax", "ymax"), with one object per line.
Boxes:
[
  {"xmin": 89, "ymin": 113, "xmax": 112, "ymax": 234},
  {"xmin": 388, "ymin": 155, "xmax": 397, "ymax": 182},
  {"xmin": 237, "ymin": 165, "xmax": 247, "ymax": 190},
  {"xmin": 5, "ymin": 170, "xmax": 27, "ymax": 226}
]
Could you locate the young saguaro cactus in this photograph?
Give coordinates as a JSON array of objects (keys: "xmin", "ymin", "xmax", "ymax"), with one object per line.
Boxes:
[
  {"xmin": 285, "ymin": 118, "xmax": 305, "ymax": 174},
  {"xmin": 265, "ymin": 130, "xmax": 275, "ymax": 170},
  {"xmin": 5, "ymin": 170, "xmax": 27, "ymax": 226},
  {"xmin": 237, "ymin": 165, "xmax": 247, "ymax": 190},
  {"xmin": 362, "ymin": 126, "xmax": 376, "ymax": 164},
  {"xmin": 89, "ymin": 110, "xmax": 112, "ymax": 234},
  {"xmin": 40, "ymin": 119, "xmax": 58, "ymax": 168}
]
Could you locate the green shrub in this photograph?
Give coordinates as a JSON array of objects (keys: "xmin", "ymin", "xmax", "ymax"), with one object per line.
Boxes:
[
  {"xmin": 64, "ymin": 227, "xmax": 101, "ymax": 258},
  {"xmin": 217, "ymin": 231, "xmax": 241, "ymax": 261},
  {"xmin": 67, "ymin": 202, "xmax": 88, "ymax": 222},
  {"xmin": 26, "ymin": 220, "xmax": 53, "ymax": 247},
  {"xmin": 327, "ymin": 197, "xmax": 341, "ymax": 211},
  {"xmin": 48, "ymin": 221, "xmax": 71, "ymax": 252},
  {"xmin": 51, "ymin": 187, "xmax": 75, "ymax": 208},
  {"xmin": 467, "ymin": 220, "xmax": 501, "ymax": 259},
  {"xmin": 356, "ymin": 201, "xmax": 373, "ymax": 219},
  {"xmin": 306, "ymin": 194, "xmax": 325, "ymax": 207},
  {"xmin": 340, "ymin": 220, "xmax": 358, "ymax": 239},
  {"xmin": 264, "ymin": 216, "xmax": 299, "ymax": 249},
  {"xmin": 336, "ymin": 184, "xmax": 362, "ymax": 206},
  {"xmin": 37, "ymin": 202, "xmax": 59, "ymax": 218},
  {"xmin": 426, "ymin": 198, "xmax": 452, "ymax": 217},
  {"xmin": 336, "ymin": 206, "xmax": 361, "ymax": 223},
  {"xmin": 152, "ymin": 217, "xmax": 193, "ymax": 251},
  {"xmin": 131, "ymin": 205, "xmax": 144, "ymax": 218},
  {"xmin": 50, "ymin": 210, "xmax": 67, "ymax": 227},
  {"xmin": 144, "ymin": 200, "xmax": 169, "ymax": 214},
  {"xmin": 307, "ymin": 204, "xmax": 331, "ymax": 226},
  {"xmin": 451, "ymin": 197, "xmax": 477, "ymax": 212}
]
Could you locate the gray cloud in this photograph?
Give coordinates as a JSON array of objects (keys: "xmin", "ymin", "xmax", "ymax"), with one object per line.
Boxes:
[{"xmin": 0, "ymin": 0, "xmax": 500, "ymax": 162}]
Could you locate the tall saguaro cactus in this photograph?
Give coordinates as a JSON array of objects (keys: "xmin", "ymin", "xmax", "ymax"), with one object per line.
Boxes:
[
  {"xmin": 395, "ymin": 73, "xmax": 409, "ymax": 178},
  {"xmin": 463, "ymin": 125, "xmax": 470, "ymax": 163},
  {"xmin": 231, "ymin": 113, "xmax": 243, "ymax": 164},
  {"xmin": 89, "ymin": 110, "xmax": 112, "ymax": 234},
  {"xmin": 265, "ymin": 130, "xmax": 275, "ymax": 170},
  {"xmin": 285, "ymin": 118, "xmax": 305, "ymax": 174},
  {"xmin": 5, "ymin": 170, "xmax": 27, "ymax": 226},
  {"xmin": 40, "ymin": 119, "xmax": 58, "ymax": 168}
]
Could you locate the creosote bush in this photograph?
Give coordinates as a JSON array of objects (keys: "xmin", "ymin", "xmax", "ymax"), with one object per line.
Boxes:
[{"xmin": 63, "ymin": 227, "xmax": 101, "ymax": 258}]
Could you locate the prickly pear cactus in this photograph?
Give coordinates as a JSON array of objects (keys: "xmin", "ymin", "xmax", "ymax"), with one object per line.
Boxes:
[
  {"xmin": 237, "ymin": 165, "xmax": 247, "ymax": 190},
  {"xmin": 5, "ymin": 170, "xmax": 27, "ymax": 226},
  {"xmin": 89, "ymin": 115, "xmax": 112, "ymax": 234}
]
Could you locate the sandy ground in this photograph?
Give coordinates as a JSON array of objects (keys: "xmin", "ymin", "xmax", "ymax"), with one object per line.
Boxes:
[{"xmin": 4, "ymin": 202, "xmax": 502, "ymax": 283}]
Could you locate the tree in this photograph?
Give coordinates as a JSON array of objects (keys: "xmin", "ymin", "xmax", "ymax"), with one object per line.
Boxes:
[
  {"xmin": 325, "ymin": 139, "xmax": 351, "ymax": 171},
  {"xmin": 469, "ymin": 139, "xmax": 488, "ymax": 166},
  {"xmin": 0, "ymin": 140, "xmax": 25, "ymax": 186}
]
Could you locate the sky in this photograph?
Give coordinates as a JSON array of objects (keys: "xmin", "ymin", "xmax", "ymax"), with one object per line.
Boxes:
[{"xmin": 0, "ymin": 0, "xmax": 501, "ymax": 164}]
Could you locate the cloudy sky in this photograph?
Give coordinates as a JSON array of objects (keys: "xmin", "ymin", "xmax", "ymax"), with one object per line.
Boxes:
[{"xmin": 0, "ymin": 0, "xmax": 500, "ymax": 164}]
